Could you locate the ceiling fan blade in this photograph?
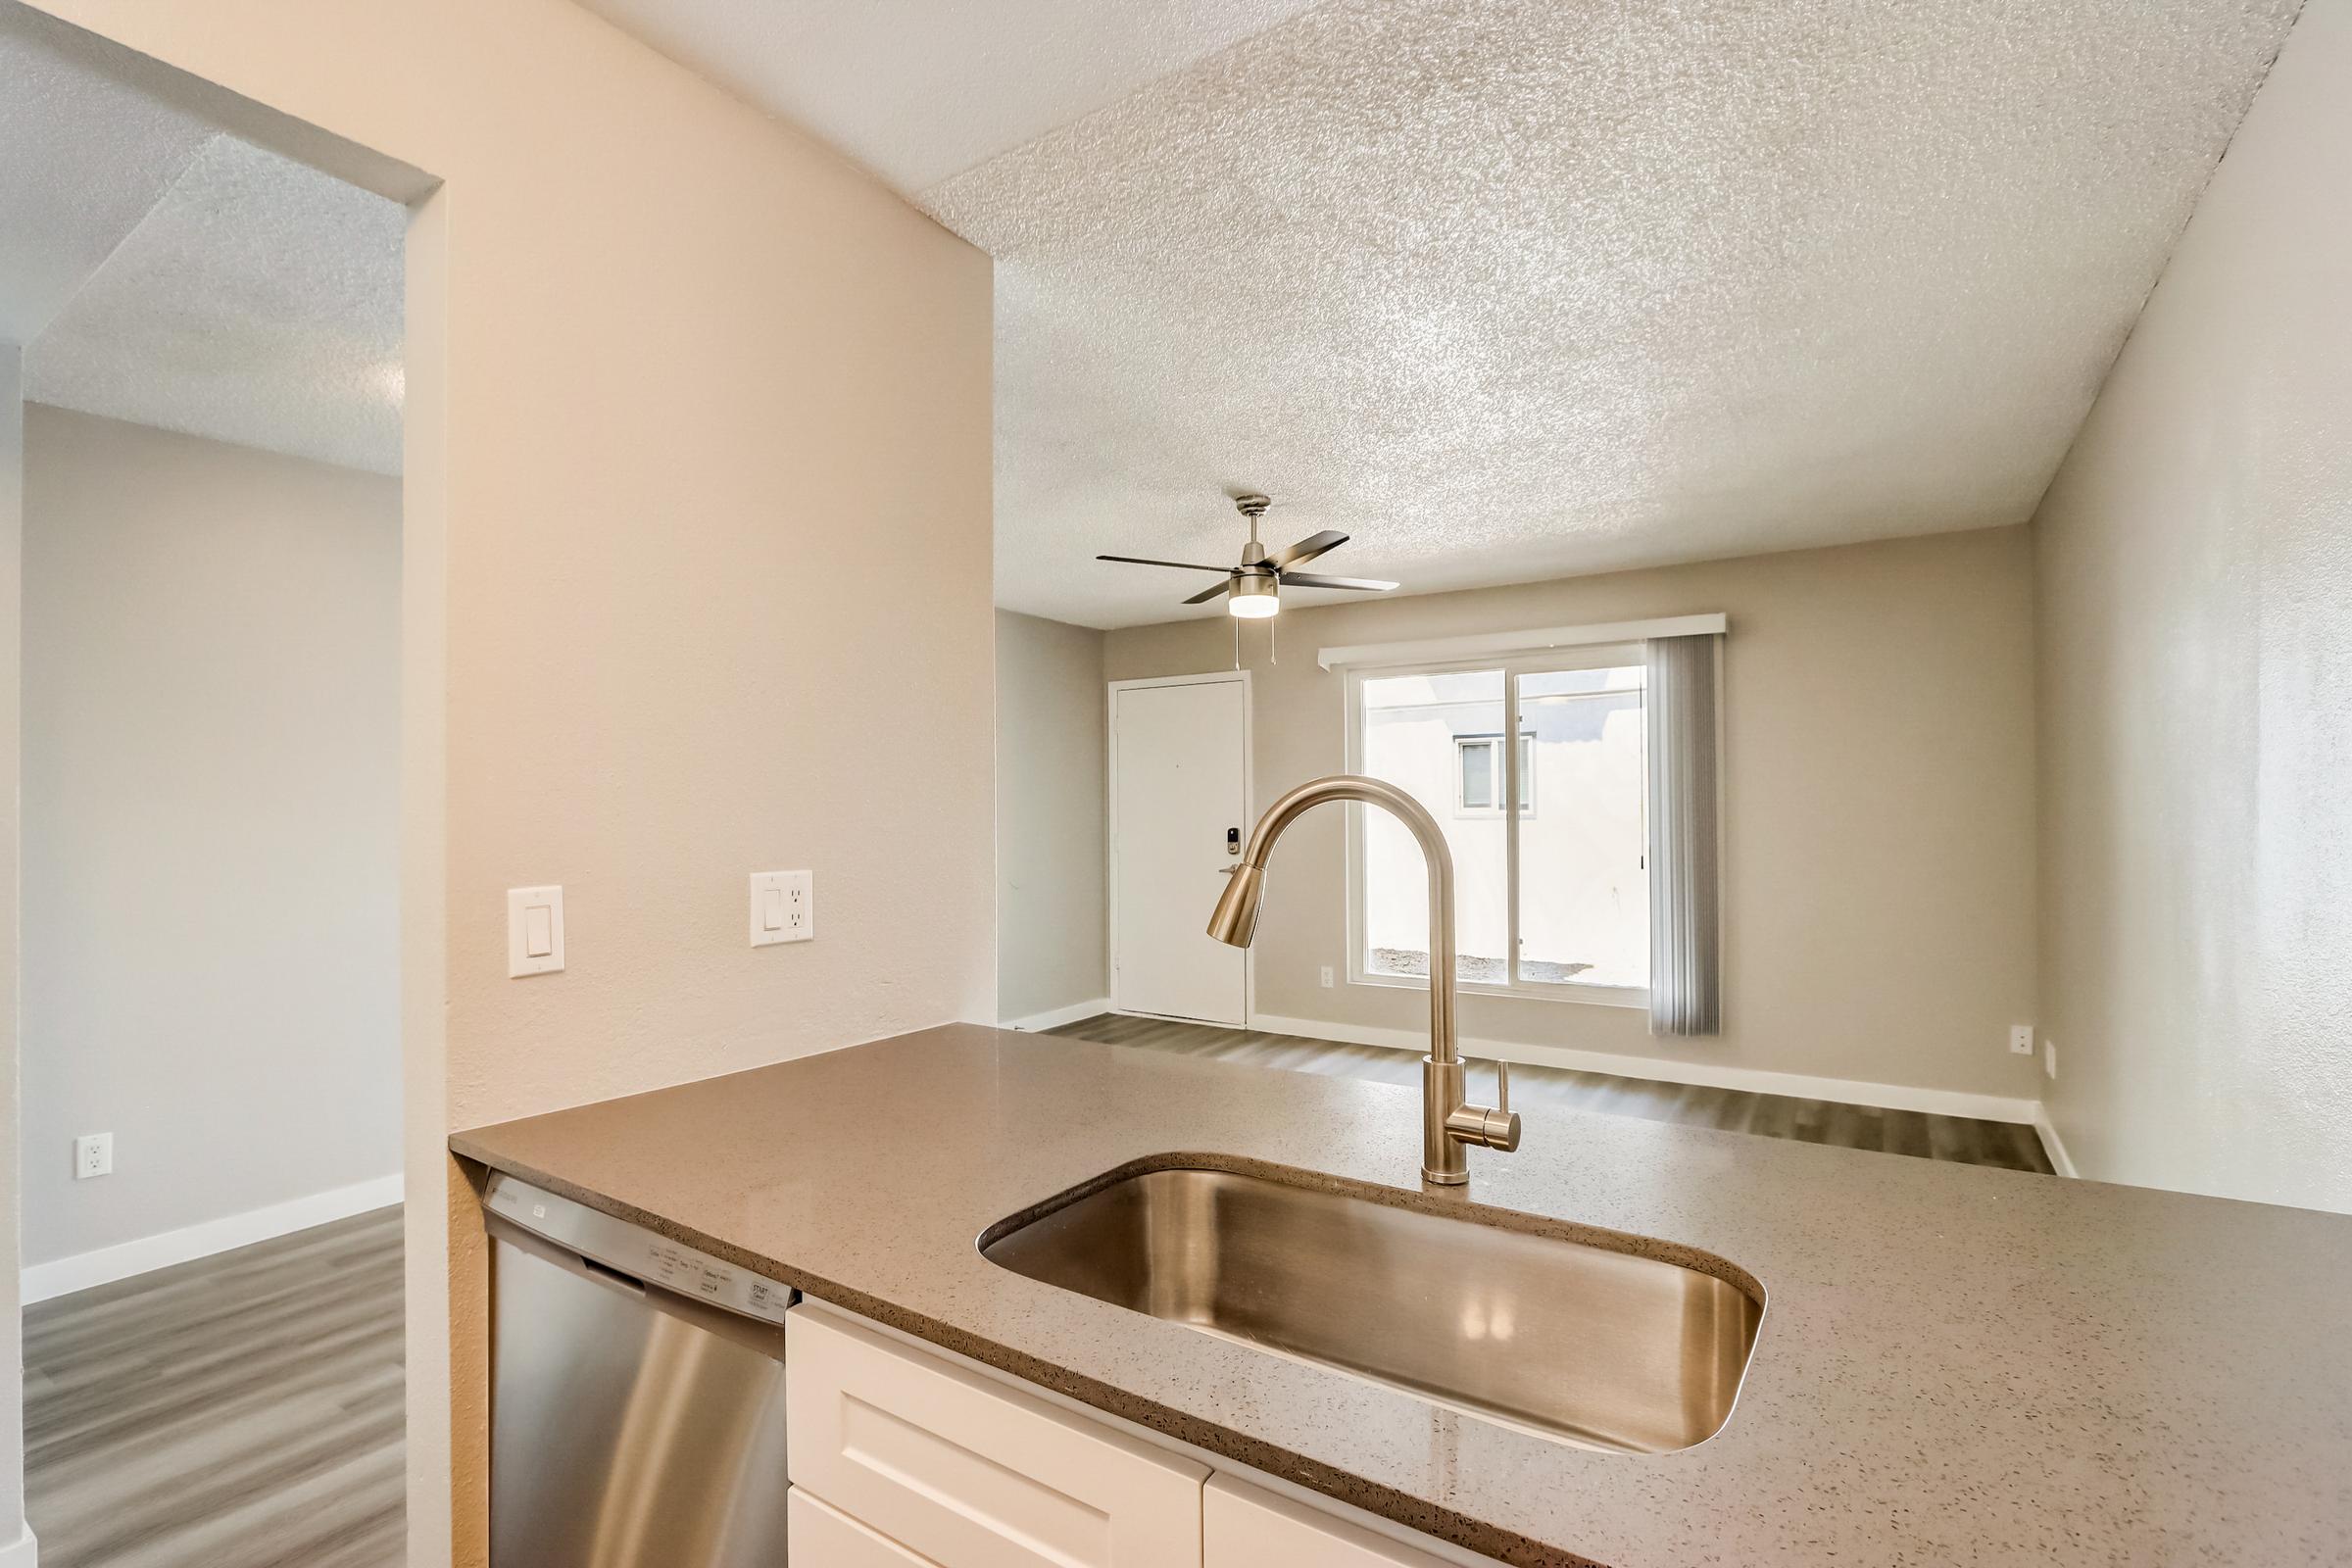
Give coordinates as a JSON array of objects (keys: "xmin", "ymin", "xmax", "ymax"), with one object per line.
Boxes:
[
  {"xmin": 1268, "ymin": 529, "xmax": 1347, "ymax": 571},
  {"xmin": 1097, "ymin": 554, "xmax": 1234, "ymax": 572},
  {"xmin": 1183, "ymin": 578, "xmax": 1237, "ymax": 606},
  {"xmin": 1278, "ymin": 571, "xmax": 1398, "ymax": 592}
]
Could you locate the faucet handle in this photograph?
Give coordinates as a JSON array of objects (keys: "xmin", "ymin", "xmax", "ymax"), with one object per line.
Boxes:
[
  {"xmin": 1488, "ymin": 1059, "xmax": 1522, "ymax": 1152},
  {"xmin": 1446, "ymin": 1058, "xmax": 1524, "ymax": 1153}
]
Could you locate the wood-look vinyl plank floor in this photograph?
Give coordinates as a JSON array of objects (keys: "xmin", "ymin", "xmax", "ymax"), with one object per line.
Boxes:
[
  {"xmin": 24, "ymin": 1205, "xmax": 405, "ymax": 1568},
  {"xmin": 1045, "ymin": 1013, "xmax": 2055, "ymax": 1174}
]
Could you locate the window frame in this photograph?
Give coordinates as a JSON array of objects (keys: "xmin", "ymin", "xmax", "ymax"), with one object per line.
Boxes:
[
  {"xmin": 1452, "ymin": 732, "xmax": 1534, "ymax": 817},
  {"xmin": 1343, "ymin": 643, "xmax": 1650, "ymax": 1009}
]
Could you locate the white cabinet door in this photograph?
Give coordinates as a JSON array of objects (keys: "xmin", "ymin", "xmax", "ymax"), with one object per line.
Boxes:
[
  {"xmin": 789, "ymin": 1488, "xmax": 942, "ymax": 1567},
  {"xmin": 787, "ymin": 1302, "xmax": 1207, "ymax": 1568},
  {"xmin": 1205, "ymin": 1474, "xmax": 1458, "ymax": 1568}
]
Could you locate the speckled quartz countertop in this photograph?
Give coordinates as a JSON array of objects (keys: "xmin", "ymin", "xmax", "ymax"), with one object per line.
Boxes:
[{"xmin": 450, "ymin": 1024, "xmax": 2352, "ymax": 1566}]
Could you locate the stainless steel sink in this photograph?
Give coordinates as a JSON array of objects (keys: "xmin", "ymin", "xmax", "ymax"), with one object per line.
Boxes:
[{"xmin": 980, "ymin": 1161, "xmax": 1762, "ymax": 1454}]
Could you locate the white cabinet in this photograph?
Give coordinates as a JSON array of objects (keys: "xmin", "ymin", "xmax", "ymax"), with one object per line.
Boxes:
[
  {"xmin": 786, "ymin": 1302, "xmax": 1207, "ymax": 1568},
  {"xmin": 785, "ymin": 1302, "xmax": 1486, "ymax": 1568},
  {"xmin": 789, "ymin": 1487, "xmax": 942, "ymax": 1567},
  {"xmin": 1204, "ymin": 1473, "xmax": 1456, "ymax": 1567}
]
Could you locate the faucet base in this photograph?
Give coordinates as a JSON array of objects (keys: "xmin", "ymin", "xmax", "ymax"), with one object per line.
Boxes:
[
  {"xmin": 1422, "ymin": 1055, "xmax": 1469, "ymax": 1185},
  {"xmin": 1422, "ymin": 1054, "xmax": 1518, "ymax": 1185}
]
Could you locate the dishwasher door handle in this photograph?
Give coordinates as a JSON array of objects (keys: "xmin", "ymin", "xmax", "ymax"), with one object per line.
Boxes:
[{"xmin": 580, "ymin": 1255, "xmax": 648, "ymax": 1296}]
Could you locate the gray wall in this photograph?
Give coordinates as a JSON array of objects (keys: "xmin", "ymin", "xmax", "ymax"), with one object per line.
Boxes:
[
  {"xmin": 21, "ymin": 406, "xmax": 401, "ymax": 1268},
  {"xmin": 2034, "ymin": 1, "xmax": 2351, "ymax": 1213},
  {"xmin": 0, "ymin": 347, "xmax": 27, "ymax": 1550},
  {"xmin": 1105, "ymin": 527, "xmax": 2040, "ymax": 1100},
  {"xmin": 995, "ymin": 610, "xmax": 1107, "ymax": 1021}
]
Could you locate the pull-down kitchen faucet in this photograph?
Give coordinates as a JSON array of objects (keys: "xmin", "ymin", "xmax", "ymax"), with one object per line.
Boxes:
[{"xmin": 1207, "ymin": 775, "xmax": 1521, "ymax": 1185}]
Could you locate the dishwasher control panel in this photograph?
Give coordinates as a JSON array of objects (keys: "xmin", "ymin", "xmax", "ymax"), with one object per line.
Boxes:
[{"xmin": 485, "ymin": 1173, "xmax": 794, "ymax": 1323}]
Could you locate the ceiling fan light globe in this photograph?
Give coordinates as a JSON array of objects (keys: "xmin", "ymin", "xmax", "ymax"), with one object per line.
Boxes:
[{"xmin": 1228, "ymin": 575, "xmax": 1280, "ymax": 617}]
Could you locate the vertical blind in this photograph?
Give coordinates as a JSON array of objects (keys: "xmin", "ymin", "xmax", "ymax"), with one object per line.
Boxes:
[{"xmin": 1646, "ymin": 632, "xmax": 1722, "ymax": 1035}]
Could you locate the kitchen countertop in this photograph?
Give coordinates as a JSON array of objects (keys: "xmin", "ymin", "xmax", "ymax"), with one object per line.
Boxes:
[{"xmin": 451, "ymin": 1023, "xmax": 2352, "ymax": 1566}]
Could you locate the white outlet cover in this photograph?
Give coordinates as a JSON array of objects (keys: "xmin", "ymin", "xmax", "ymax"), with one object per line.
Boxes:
[
  {"xmin": 74, "ymin": 1132, "xmax": 113, "ymax": 1180},
  {"xmin": 751, "ymin": 870, "xmax": 813, "ymax": 947},
  {"xmin": 2010, "ymin": 1024, "xmax": 2035, "ymax": 1055}
]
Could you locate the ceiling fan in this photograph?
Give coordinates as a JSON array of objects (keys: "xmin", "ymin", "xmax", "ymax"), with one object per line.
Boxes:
[{"xmin": 1098, "ymin": 494, "xmax": 1398, "ymax": 618}]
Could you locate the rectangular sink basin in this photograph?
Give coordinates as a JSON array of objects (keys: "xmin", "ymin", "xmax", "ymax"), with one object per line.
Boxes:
[{"xmin": 980, "ymin": 1161, "xmax": 1761, "ymax": 1454}]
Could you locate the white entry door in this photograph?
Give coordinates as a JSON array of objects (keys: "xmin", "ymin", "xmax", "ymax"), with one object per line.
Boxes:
[{"xmin": 1110, "ymin": 674, "xmax": 1250, "ymax": 1026}]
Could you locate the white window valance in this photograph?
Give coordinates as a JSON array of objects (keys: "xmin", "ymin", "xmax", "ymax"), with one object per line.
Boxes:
[{"xmin": 1315, "ymin": 612, "xmax": 1728, "ymax": 671}]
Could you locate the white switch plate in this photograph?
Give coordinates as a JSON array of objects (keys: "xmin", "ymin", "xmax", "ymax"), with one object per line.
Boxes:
[
  {"xmin": 750, "ymin": 870, "xmax": 812, "ymax": 947},
  {"xmin": 2044, "ymin": 1039, "xmax": 2058, "ymax": 1080},
  {"xmin": 2009, "ymin": 1024, "xmax": 2034, "ymax": 1055},
  {"xmin": 74, "ymin": 1133, "xmax": 112, "ymax": 1180},
  {"xmin": 508, "ymin": 885, "xmax": 565, "ymax": 977}
]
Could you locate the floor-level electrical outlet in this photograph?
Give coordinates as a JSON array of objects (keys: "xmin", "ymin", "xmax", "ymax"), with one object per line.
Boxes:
[
  {"xmin": 2009, "ymin": 1024, "xmax": 2034, "ymax": 1055},
  {"xmin": 74, "ymin": 1133, "xmax": 113, "ymax": 1180},
  {"xmin": 751, "ymin": 870, "xmax": 813, "ymax": 947},
  {"xmin": 2044, "ymin": 1040, "xmax": 2058, "ymax": 1080},
  {"xmin": 1319, "ymin": 966, "xmax": 1334, "ymax": 988}
]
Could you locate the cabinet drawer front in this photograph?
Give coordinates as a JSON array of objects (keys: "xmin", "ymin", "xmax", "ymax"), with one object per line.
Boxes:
[
  {"xmin": 1205, "ymin": 1475, "xmax": 1459, "ymax": 1568},
  {"xmin": 787, "ymin": 1302, "xmax": 1207, "ymax": 1568},
  {"xmin": 789, "ymin": 1488, "xmax": 943, "ymax": 1567}
]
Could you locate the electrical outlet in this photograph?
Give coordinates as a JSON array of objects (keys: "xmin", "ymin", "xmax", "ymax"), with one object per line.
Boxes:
[
  {"xmin": 2009, "ymin": 1024, "xmax": 2034, "ymax": 1055},
  {"xmin": 751, "ymin": 870, "xmax": 813, "ymax": 947},
  {"xmin": 74, "ymin": 1133, "xmax": 112, "ymax": 1181},
  {"xmin": 1319, "ymin": 965, "xmax": 1335, "ymax": 988},
  {"xmin": 2043, "ymin": 1039, "xmax": 2058, "ymax": 1080}
]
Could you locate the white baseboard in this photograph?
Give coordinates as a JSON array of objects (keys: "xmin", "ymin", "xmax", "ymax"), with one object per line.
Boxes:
[
  {"xmin": 1249, "ymin": 1011, "xmax": 2043, "ymax": 1125},
  {"xmin": 2033, "ymin": 1106, "xmax": 2080, "ymax": 1178},
  {"xmin": 22, "ymin": 1172, "xmax": 405, "ymax": 1305},
  {"xmin": 1001, "ymin": 996, "xmax": 1113, "ymax": 1033},
  {"xmin": 0, "ymin": 1521, "xmax": 36, "ymax": 1568}
]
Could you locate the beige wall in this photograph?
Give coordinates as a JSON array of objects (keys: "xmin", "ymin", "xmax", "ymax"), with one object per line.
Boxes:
[
  {"xmin": 2034, "ymin": 1, "xmax": 2350, "ymax": 1213},
  {"xmin": 13, "ymin": 1, "xmax": 997, "ymax": 1559},
  {"xmin": 21, "ymin": 407, "xmax": 401, "ymax": 1273},
  {"xmin": 1105, "ymin": 527, "xmax": 2039, "ymax": 1101},
  {"xmin": 994, "ymin": 611, "xmax": 1107, "ymax": 1022}
]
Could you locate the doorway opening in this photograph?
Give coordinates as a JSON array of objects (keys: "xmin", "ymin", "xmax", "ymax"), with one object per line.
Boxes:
[{"xmin": 5, "ymin": 17, "xmax": 408, "ymax": 1564}]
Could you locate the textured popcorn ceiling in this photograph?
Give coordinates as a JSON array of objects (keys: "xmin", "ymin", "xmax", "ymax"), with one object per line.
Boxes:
[
  {"xmin": 0, "ymin": 18, "xmax": 403, "ymax": 475},
  {"xmin": 569, "ymin": 0, "xmax": 1321, "ymax": 192},
  {"xmin": 911, "ymin": 0, "xmax": 2301, "ymax": 627},
  {"xmin": 0, "ymin": 22, "xmax": 213, "ymax": 343},
  {"xmin": 27, "ymin": 134, "xmax": 405, "ymax": 475}
]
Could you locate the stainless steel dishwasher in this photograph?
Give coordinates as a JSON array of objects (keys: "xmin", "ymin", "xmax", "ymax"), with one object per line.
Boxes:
[{"xmin": 484, "ymin": 1173, "xmax": 795, "ymax": 1566}]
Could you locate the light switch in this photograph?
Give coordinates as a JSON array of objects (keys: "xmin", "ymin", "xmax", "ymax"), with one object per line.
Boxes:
[
  {"xmin": 750, "ymin": 870, "xmax": 812, "ymax": 948},
  {"xmin": 508, "ymin": 885, "xmax": 564, "ymax": 977}
]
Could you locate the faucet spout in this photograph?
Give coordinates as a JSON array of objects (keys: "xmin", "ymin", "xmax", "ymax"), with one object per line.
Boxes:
[{"xmin": 1206, "ymin": 774, "xmax": 1521, "ymax": 1185}]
